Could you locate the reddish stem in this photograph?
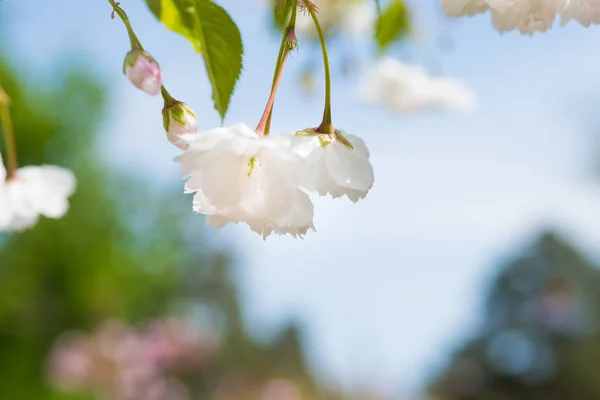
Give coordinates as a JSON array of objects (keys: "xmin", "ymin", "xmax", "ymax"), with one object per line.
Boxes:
[{"xmin": 255, "ymin": 54, "xmax": 289, "ymax": 136}]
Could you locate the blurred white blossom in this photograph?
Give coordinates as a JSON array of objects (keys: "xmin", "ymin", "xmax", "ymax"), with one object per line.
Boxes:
[
  {"xmin": 295, "ymin": 0, "xmax": 375, "ymax": 38},
  {"xmin": 561, "ymin": 0, "xmax": 600, "ymax": 26},
  {"xmin": 0, "ymin": 154, "xmax": 76, "ymax": 232},
  {"xmin": 441, "ymin": 0, "xmax": 600, "ymax": 33},
  {"xmin": 295, "ymin": 5, "xmax": 322, "ymax": 36},
  {"xmin": 360, "ymin": 57, "xmax": 476, "ymax": 114},
  {"xmin": 489, "ymin": 0, "xmax": 563, "ymax": 35},
  {"xmin": 339, "ymin": 0, "xmax": 377, "ymax": 38},
  {"xmin": 176, "ymin": 123, "xmax": 315, "ymax": 239}
]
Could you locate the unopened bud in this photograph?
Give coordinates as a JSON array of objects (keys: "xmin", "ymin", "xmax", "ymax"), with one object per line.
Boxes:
[
  {"xmin": 162, "ymin": 101, "xmax": 197, "ymax": 149},
  {"xmin": 123, "ymin": 50, "xmax": 162, "ymax": 96}
]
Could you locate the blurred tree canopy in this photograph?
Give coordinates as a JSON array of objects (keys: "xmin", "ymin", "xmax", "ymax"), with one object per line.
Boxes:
[
  {"xmin": 0, "ymin": 59, "xmax": 326, "ymax": 399},
  {"xmin": 429, "ymin": 232, "xmax": 600, "ymax": 400}
]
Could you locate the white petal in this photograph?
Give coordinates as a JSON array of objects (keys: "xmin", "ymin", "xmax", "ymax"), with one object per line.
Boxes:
[
  {"xmin": 205, "ymin": 215, "xmax": 230, "ymax": 230},
  {"xmin": 325, "ymin": 138, "xmax": 374, "ymax": 193},
  {"xmin": 289, "ymin": 135, "xmax": 324, "ymax": 164},
  {"xmin": 7, "ymin": 213, "xmax": 39, "ymax": 231},
  {"xmin": 290, "ymin": 133, "xmax": 374, "ymax": 202},
  {"xmin": 267, "ymin": 188, "xmax": 314, "ymax": 229},
  {"xmin": 6, "ymin": 180, "xmax": 39, "ymax": 219},
  {"xmin": 194, "ymin": 153, "xmax": 256, "ymax": 208}
]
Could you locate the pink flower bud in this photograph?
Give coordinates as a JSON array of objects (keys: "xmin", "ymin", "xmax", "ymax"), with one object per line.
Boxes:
[
  {"xmin": 123, "ymin": 50, "xmax": 162, "ymax": 96},
  {"xmin": 162, "ymin": 101, "xmax": 197, "ymax": 149}
]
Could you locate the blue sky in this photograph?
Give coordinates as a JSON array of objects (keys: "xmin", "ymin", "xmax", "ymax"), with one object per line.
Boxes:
[{"xmin": 6, "ymin": 0, "xmax": 600, "ymax": 397}]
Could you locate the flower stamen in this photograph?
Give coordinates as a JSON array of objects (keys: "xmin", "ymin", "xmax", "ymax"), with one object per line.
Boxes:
[{"xmin": 247, "ymin": 157, "xmax": 256, "ymax": 177}]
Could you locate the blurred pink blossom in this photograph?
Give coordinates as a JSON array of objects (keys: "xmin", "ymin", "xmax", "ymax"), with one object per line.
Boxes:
[
  {"xmin": 260, "ymin": 378, "xmax": 302, "ymax": 400},
  {"xmin": 144, "ymin": 317, "xmax": 217, "ymax": 370},
  {"xmin": 46, "ymin": 318, "xmax": 216, "ymax": 400},
  {"xmin": 46, "ymin": 333, "xmax": 93, "ymax": 390}
]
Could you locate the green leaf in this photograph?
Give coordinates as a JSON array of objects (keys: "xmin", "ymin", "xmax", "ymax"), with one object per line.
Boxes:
[
  {"xmin": 273, "ymin": 0, "xmax": 293, "ymax": 31},
  {"xmin": 146, "ymin": 0, "xmax": 243, "ymax": 120},
  {"xmin": 375, "ymin": 0, "xmax": 411, "ymax": 52},
  {"xmin": 145, "ymin": 0, "xmax": 200, "ymax": 52},
  {"xmin": 194, "ymin": 0, "xmax": 243, "ymax": 119},
  {"xmin": 146, "ymin": 0, "xmax": 162, "ymax": 20}
]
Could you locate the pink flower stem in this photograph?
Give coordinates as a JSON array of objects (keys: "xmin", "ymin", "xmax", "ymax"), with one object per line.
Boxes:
[
  {"xmin": 255, "ymin": 53, "xmax": 289, "ymax": 136},
  {"xmin": 264, "ymin": 0, "xmax": 298, "ymax": 135}
]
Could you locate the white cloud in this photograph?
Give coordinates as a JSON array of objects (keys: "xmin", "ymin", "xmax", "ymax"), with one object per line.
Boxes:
[{"xmin": 360, "ymin": 58, "xmax": 477, "ymax": 114}]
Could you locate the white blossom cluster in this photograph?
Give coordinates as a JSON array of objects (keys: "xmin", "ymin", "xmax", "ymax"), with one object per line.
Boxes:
[
  {"xmin": 441, "ymin": 0, "xmax": 600, "ymax": 34},
  {"xmin": 7, "ymin": 0, "xmax": 600, "ymax": 242},
  {"xmin": 0, "ymin": 154, "xmax": 76, "ymax": 232},
  {"xmin": 172, "ymin": 123, "xmax": 374, "ymax": 239}
]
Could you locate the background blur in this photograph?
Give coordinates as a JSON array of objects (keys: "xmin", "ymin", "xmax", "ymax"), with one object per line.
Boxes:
[{"xmin": 3, "ymin": 0, "xmax": 600, "ymax": 399}]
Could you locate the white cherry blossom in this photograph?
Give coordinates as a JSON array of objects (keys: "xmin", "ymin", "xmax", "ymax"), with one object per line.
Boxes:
[
  {"xmin": 175, "ymin": 124, "xmax": 315, "ymax": 239},
  {"xmin": 290, "ymin": 130, "xmax": 374, "ymax": 203},
  {"xmin": 441, "ymin": 0, "xmax": 566, "ymax": 34},
  {"xmin": 489, "ymin": 0, "xmax": 563, "ymax": 35},
  {"xmin": 0, "ymin": 155, "xmax": 76, "ymax": 232}
]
